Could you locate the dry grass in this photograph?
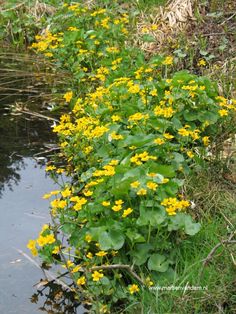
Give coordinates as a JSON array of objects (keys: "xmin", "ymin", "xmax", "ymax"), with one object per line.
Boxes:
[
  {"xmin": 0, "ymin": 0, "xmax": 56, "ymax": 20},
  {"xmin": 136, "ymin": 0, "xmax": 195, "ymax": 53}
]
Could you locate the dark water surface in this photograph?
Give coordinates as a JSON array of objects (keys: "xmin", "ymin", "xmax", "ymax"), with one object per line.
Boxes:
[{"xmin": 0, "ymin": 51, "xmax": 82, "ymax": 313}]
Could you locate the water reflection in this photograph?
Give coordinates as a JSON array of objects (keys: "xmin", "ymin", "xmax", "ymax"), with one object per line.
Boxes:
[
  {"xmin": 31, "ymin": 281, "xmax": 87, "ymax": 314},
  {"xmin": 0, "ymin": 51, "xmax": 63, "ymax": 313},
  {"xmin": 0, "ymin": 51, "xmax": 57, "ymax": 197}
]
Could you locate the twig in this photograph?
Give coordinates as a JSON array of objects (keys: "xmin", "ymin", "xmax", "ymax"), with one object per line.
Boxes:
[
  {"xmin": 202, "ymin": 240, "xmax": 236, "ymax": 267},
  {"xmin": 220, "ymin": 12, "xmax": 236, "ymax": 25},
  {"xmin": 201, "ymin": 32, "xmax": 235, "ymax": 37},
  {"xmin": 91, "ymin": 264, "xmax": 145, "ymax": 285},
  {"xmin": 33, "ymin": 147, "xmax": 60, "ymax": 157},
  {"xmin": 198, "ymin": 231, "xmax": 236, "ymax": 281},
  {"xmin": 14, "ymin": 109, "xmax": 59, "ymax": 122}
]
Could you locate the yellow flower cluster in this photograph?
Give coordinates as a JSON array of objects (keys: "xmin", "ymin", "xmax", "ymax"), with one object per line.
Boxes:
[
  {"xmin": 161, "ymin": 197, "xmax": 190, "ymax": 215},
  {"xmin": 130, "ymin": 151, "xmax": 157, "ymax": 165},
  {"xmin": 128, "ymin": 112, "xmax": 149, "ymax": 122},
  {"xmin": 70, "ymin": 196, "xmax": 87, "ymax": 211},
  {"xmin": 154, "ymin": 105, "xmax": 175, "ymax": 118}
]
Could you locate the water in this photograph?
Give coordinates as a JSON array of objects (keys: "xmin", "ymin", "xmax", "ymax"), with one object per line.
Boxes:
[{"xmin": 0, "ymin": 51, "xmax": 84, "ymax": 313}]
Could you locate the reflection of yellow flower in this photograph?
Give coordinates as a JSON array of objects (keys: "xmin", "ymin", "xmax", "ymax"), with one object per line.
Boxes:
[
  {"xmin": 92, "ymin": 271, "xmax": 104, "ymax": 282},
  {"xmin": 129, "ymin": 284, "xmax": 140, "ymax": 294},
  {"xmin": 27, "ymin": 239, "xmax": 38, "ymax": 256}
]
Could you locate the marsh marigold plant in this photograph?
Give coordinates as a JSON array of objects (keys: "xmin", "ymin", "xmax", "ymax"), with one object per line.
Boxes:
[{"xmin": 28, "ymin": 1, "xmax": 236, "ymax": 311}]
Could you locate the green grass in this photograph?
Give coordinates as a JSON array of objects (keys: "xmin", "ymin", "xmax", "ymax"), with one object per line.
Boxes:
[{"xmin": 127, "ymin": 170, "xmax": 236, "ymax": 313}]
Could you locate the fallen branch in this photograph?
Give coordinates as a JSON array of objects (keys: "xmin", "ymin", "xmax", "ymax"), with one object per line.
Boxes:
[
  {"xmin": 198, "ymin": 232, "xmax": 236, "ymax": 282},
  {"xmin": 33, "ymin": 147, "xmax": 60, "ymax": 157},
  {"xmin": 14, "ymin": 108, "xmax": 59, "ymax": 122},
  {"xmin": 202, "ymin": 240, "xmax": 236, "ymax": 267},
  {"xmin": 91, "ymin": 264, "xmax": 145, "ymax": 285}
]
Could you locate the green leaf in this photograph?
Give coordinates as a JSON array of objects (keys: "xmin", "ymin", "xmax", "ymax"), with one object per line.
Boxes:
[
  {"xmin": 126, "ymin": 229, "xmax": 145, "ymax": 244},
  {"xmin": 133, "ymin": 243, "xmax": 153, "ymax": 266},
  {"xmin": 168, "ymin": 213, "xmax": 201, "ymax": 235},
  {"xmin": 148, "ymin": 254, "xmax": 170, "ymax": 272},
  {"xmin": 150, "ymin": 208, "xmax": 166, "ymax": 226},
  {"xmin": 184, "ymin": 216, "xmax": 201, "ymax": 235},
  {"xmin": 122, "ymin": 134, "xmax": 155, "ymax": 148},
  {"xmin": 183, "ymin": 110, "xmax": 198, "ymax": 121},
  {"xmin": 99, "ymin": 230, "xmax": 125, "ymax": 250},
  {"xmin": 147, "ymin": 162, "xmax": 175, "ymax": 177}
]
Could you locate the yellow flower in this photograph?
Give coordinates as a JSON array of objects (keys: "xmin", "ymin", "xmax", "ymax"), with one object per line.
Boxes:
[
  {"xmin": 146, "ymin": 182, "xmax": 158, "ymax": 191},
  {"xmin": 150, "ymin": 89, "xmax": 157, "ymax": 96},
  {"xmin": 162, "ymin": 178, "xmax": 169, "ymax": 184},
  {"xmin": 110, "ymin": 132, "xmax": 123, "ymax": 140},
  {"xmin": 73, "ymin": 197, "xmax": 87, "ymax": 211},
  {"xmin": 83, "ymin": 190, "xmax": 93, "ymax": 197},
  {"xmin": 197, "ymin": 59, "xmax": 206, "ymax": 67},
  {"xmin": 61, "ymin": 188, "xmax": 72, "ymax": 198},
  {"xmin": 129, "ymin": 284, "xmax": 140, "ymax": 294},
  {"xmin": 85, "ymin": 234, "xmax": 92, "ymax": 243},
  {"xmin": 63, "ymin": 91, "xmax": 73, "ymax": 102},
  {"xmin": 96, "ymin": 251, "xmax": 107, "ymax": 257},
  {"xmin": 137, "ymin": 188, "xmax": 147, "ymax": 196},
  {"xmin": 163, "ymin": 133, "xmax": 174, "ymax": 140},
  {"xmin": 218, "ymin": 109, "xmax": 228, "ymax": 117},
  {"xmin": 154, "ymin": 138, "xmax": 165, "ymax": 145},
  {"xmin": 112, "ymin": 204, "xmax": 122, "ymax": 212},
  {"xmin": 111, "ymin": 115, "xmax": 121, "ymax": 122},
  {"xmin": 102, "ymin": 201, "xmax": 110, "ymax": 207},
  {"xmin": 77, "ymin": 276, "xmax": 86, "ymax": 285},
  {"xmin": 202, "ymin": 136, "xmax": 210, "ymax": 146},
  {"xmin": 162, "ymin": 56, "xmax": 173, "ymax": 65},
  {"xmin": 92, "ymin": 271, "xmax": 104, "ymax": 282},
  {"xmin": 128, "ymin": 84, "xmax": 140, "ymax": 94},
  {"xmin": 122, "ymin": 208, "xmax": 133, "ymax": 218},
  {"xmin": 115, "ymin": 199, "xmax": 123, "ymax": 205},
  {"xmin": 187, "ymin": 151, "xmax": 194, "ymax": 158},
  {"xmin": 145, "ymin": 277, "xmax": 154, "ymax": 287},
  {"xmin": 86, "ymin": 252, "xmax": 93, "ymax": 259},
  {"xmin": 45, "ymin": 165, "xmax": 56, "ymax": 171},
  {"xmin": 52, "ymin": 246, "xmax": 60, "ymax": 254},
  {"xmin": 130, "ymin": 181, "xmax": 140, "ymax": 189},
  {"xmin": 72, "ymin": 265, "xmax": 81, "ymax": 273},
  {"xmin": 178, "ymin": 128, "xmax": 190, "ymax": 137}
]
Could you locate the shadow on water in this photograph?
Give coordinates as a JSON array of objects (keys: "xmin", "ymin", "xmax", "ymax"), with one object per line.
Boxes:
[
  {"xmin": 0, "ymin": 50, "xmax": 85, "ymax": 313},
  {"xmin": 0, "ymin": 51, "xmax": 58, "ymax": 197}
]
